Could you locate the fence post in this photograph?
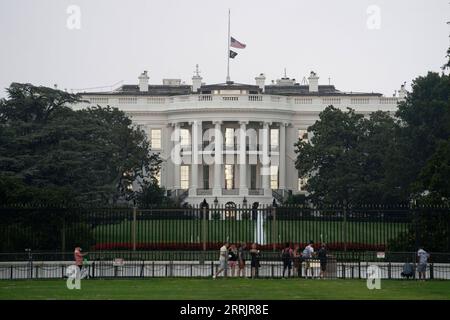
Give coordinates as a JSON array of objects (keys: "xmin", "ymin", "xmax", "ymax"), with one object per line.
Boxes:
[
  {"xmin": 202, "ymin": 207, "xmax": 207, "ymax": 251},
  {"xmin": 272, "ymin": 206, "xmax": 277, "ymax": 252},
  {"xmin": 61, "ymin": 214, "xmax": 66, "ymax": 259},
  {"xmin": 388, "ymin": 262, "xmax": 391, "ymax": 280},
  {"xmin": 343, "ymin": 200, "xmax": 347, "ymax": 252},
  {"xmin": 430, "ymin": 263, "xmax": 434, "ymax": 280},
  {"xmin": 132, "ymin": 207, "xmax": 137, "ymax": 251}
]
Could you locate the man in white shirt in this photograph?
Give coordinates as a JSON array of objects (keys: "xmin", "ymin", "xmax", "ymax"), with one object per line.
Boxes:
[
  {"xmin": 213, "ymin": 242, "xmax": 229, "ymax": 279},
  {"xmin": 417, "ymin": 248, "xmax": 430, "ymax": 281},
  {"xmin": 302, "ymin": 241, "xmax": 315, "ymax": 279}
]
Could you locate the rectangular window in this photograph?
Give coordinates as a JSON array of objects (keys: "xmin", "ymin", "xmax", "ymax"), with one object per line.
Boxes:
[
  {"xmin": 180, "ymin": 129, "xmax": 190, "ymax": 147},
  {"xmin": 298, "ymin": 129, "xmax": 308, "ymax": 142},
  {"xmin": 225, "ymin": 128, "xmax": 235, "ymax": 149},
  {"xmin": 270, "ymin": 129, "xmax": 279, "ymax": 150},
  {"xmin": 224, "ymin": 164, "xmax": 234, "ymax": 189},
  {"xmin": 270, "ymin": 165, "xmax": 279, "ymax": 189},
  {"xmin": 250, "ymin": 165, "xmax": 257, "ymax": 190},
  {"xmin": 155, "ymin": 171, "xmax": 161, "ymax": 187},
  {"xmin": 203, "ymin": 165, "xmax": 209, "ymax": 189},
  {"xmin": 298, "ymin": 176, "xmax": 307, "ymax": 191},
  {"xmin": 180, "ymin": 165, "xmax": 189, "ymax": 189},
  {"xmin": 150, "ymin": 129, "xmax": 162, "ymax": 149}
]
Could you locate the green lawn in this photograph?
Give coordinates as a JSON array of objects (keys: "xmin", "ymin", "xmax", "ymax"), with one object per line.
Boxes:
[
  {"xmin": 1, "ymin": 278, "xmax": 449, "ymax": 300},
  {"xmin": 94, "ymin": 220, "xmax": 408, "ymax": 244}
]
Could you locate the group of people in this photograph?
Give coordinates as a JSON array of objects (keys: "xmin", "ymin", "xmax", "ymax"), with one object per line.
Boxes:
[
  {"xmin": 213, "ymin": 241, "xmax": 328, "ymax": 279},
  {"xmin": 213, "ymin": 242, "xmax": 261, "ymax": 279},
  {"xmin": 281, "ymin": 241, "xmax": 328, "ymax": 279}
]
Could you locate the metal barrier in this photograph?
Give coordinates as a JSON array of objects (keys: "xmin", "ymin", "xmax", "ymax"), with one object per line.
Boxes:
[
  {"xmin": 1, "ymin": 259, "xmax": 449, "ymax": 280},
  {"xmin": 1, "ymin": 204, "xmax": 449, "ymax": 253}
]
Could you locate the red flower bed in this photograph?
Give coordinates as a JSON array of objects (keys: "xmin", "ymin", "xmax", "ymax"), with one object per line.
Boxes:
[{"xmin": 92, "ymin": 242, "xmax": 385, "ymax": 252}]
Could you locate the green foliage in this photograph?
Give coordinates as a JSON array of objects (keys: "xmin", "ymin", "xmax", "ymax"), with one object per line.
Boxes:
[
  {"xmin": 0, "ymin": 83, "xmax": 162, "ymax": 205},
  {"xmin": 135, "ymin": 180, "xmax": 173, "ymax": 208},
  {"xmin": 295, "ymin": 106, "xmax": 403, "ymax": 205},
  {"xmin": 295, "ymin": 53, "xmax": 450, "ymax": 205},
  {"xmin": 395, "ymin": 71, "xmax": 450, "ymax": 199}
]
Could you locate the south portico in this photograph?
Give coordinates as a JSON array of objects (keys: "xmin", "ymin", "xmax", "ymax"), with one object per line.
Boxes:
[{"xmin": 167, "ymin": 118, "xmax": 291, "ymax": 207}]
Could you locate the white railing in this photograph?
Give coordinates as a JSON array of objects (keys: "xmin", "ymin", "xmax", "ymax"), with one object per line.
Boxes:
[
  {"xmin": 89, "ymin": 97, "xmax": 109, "ymax": 104},
  {"xmin": 82, "ymin": 93, "xmax": 401, "ymax": 109},
  {"xmin": 294, "ymin": 97, "xmax": 312, "ymax": 104},
  {"xmin": 198, "ymin": 95, "xmax": 212, "ymax": 101},
  {"xmin": 118, "ymin": 97, "xmax": 137, "ymax": 104},
  {"xmin": 222, "ymin": 96, "xmax": 239, "ymax": 101},
  {"xmin": 322, "ymin": 97, "xmax": 341, "ymax": 105},
  {"xmin": 147, "ymin": 97, "xmax": 165, "ymax": 104},
  {"xmin": 248, "ymin": 95, "xmax": 263, "ymax": 102},
  {"xmin": 350, "ymin": 97, "xmax": 370, "ymax": 104},
  {"xmin": 379, "ymin": 97, "xmax": 399, "ymax": 104}
]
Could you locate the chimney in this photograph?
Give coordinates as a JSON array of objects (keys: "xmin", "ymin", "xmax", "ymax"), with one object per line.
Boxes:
[
  {"xmin": 255, "ymin": 73, "xmax": 266, "ymax": 91},
  {"xmin": 192, "ymin": 64, "xmax": 202, "ymax": 93},
  {"xmin": 398, "ymin": 82, "xmax": 407, "ymax": 99},
  {"xmin": 138, "ymin": 71, "xmax": 149, "ymax": 92},
  {"xmin": 308, "ymin": 71, "xmax": 319, "ymax": 92}
]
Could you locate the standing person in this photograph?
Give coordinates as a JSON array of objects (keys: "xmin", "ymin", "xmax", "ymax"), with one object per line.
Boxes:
[
  {"xmin": 228, "ymin": 244, "xmax": 238, "ymax": 277},
  {"xmin": 237, "ymin": 242, "xmax": 247, "ymax": 277},
  {"xmin": 213, "ymin": 242, "xmax": 229, "ymax": 279},
  {"xmin": 281, "ymin": 243, "xmax": 293, "ymax": 278},
  {"xmin": 302, "ymin": 241, "xmax": 315, "ymax": 279},
  {"xmin": 249, "ymin": 243, "xmax": 260, "ymax": 279},
  {"xmin": 317, "ymin": 243, "xmax": 328, "ymax": 279},
  {"xmin": 74, "ymin": 247, "xmax": 85, "ymax": 272},
  {"xmin": 417, "ymin": 247, "xmax": 430, "ymax": 281},
  {"xmin": 74, "ymin": 247, "xmax": 88, "ymax": 279},
  {"xmin": 292, "ymin": 244, "xmax": 301, "ymax": 277}
]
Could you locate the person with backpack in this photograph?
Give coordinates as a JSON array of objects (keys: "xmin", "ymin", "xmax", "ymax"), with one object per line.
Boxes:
[
  {"xmin": 317, "ymin": 243, "xmax": 328, "ymax": 279},
  {"xmin": 281, "ymin": 242, "xmax": 293, "ymax": 278}
]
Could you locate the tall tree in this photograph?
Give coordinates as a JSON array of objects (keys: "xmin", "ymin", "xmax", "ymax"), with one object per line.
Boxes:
[
  {"xmin": 0, "ymin": 83, "xmax": 161, "ymax": 205},
  {"xmin": 395, "ymin": 70, "xmax": 450, "ymax": 199},
  {"xmin": 295, "ymin": 106, "xmax": 403, "ymax": 205}
]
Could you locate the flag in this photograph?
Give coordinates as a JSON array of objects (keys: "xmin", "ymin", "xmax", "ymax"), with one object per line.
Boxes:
[
  {"xmin": 230, "ymin": 37, "xmax": 246, "ymax": 49},
  {"xmin": 229, "ymin": 50, "xmax": 238, "ymax": 59}
]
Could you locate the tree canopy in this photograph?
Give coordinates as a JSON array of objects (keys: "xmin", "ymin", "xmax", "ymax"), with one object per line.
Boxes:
[
  {"xmin": 0, "ymin": 83, "xmax": 161, "ymax": 205},
  {"xmin": 295, "ymin": 48, "xmax": 450, "ymax": 205}
]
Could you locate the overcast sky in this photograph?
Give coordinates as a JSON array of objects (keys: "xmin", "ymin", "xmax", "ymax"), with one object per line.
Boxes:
[{"xmin": 0, "ymin": 0, "xmax": 449, "ymax": 97}]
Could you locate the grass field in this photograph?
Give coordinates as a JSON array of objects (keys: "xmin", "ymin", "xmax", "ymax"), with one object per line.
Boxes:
[
  {"xmin": 94, "ymin": 220, "xmax": 408, "ymax": 244},
  {"xmin": 1, "ymin": 278, "xmax": 449, "ymax": 300}
]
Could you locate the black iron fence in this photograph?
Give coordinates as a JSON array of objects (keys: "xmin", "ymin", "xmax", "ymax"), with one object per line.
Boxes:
[
  {"xmin": 1, "ymin": 251, "xmax": 449, "ymax": 280},
  {"xmin": 0, "ymin": 204, "xmax": 449, "ymax": 253}
]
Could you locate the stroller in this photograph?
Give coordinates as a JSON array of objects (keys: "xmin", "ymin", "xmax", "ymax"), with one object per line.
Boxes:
[{"xmin": 401, "ymin": 262, "xmax": 414, "ymax": 279}]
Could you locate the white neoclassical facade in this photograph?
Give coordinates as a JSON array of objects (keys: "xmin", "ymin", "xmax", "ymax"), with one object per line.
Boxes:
[{"xmin": 73, "ymin": 69, "xmax": 406, "ymax": 207}]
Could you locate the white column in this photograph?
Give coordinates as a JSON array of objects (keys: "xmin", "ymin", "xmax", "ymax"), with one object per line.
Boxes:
[
  {"xmin": 213, "ymin": 120, "xmax": 222, "ymax": 196},
  {"xmin": 173, "ymin": 123, "xmax": 181, "ymax": 190},
  {"xmin": 279, "ymin": 122, "xmax": 286, "ymax": 190},
  {"xmin": 189, "ymin": 121, "xmax": 200, "ymax": 196},
  {"xmin": 239, "ymin": 121, "xmax": 248, "ymax": 196},
  {"xmin": 261, "ymin": 121, "xmax": 271, "ymax": 196}
]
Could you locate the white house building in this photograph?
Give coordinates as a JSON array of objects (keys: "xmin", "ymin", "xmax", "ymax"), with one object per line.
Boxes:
[{"xmin": 72, "ymin": 68, "xmax": 406, "ymax": 207}]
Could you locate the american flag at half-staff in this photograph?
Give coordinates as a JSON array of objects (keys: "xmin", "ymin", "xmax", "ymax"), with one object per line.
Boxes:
[{"xmin": 230, "ymin": 37, "xmax": 246, "ymax": 49}]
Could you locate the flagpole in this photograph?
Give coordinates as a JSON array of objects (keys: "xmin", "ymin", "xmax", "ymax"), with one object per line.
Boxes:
[{"xmin": 226, "ymin": 9, "xmax": 231, "ymax": 82}]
